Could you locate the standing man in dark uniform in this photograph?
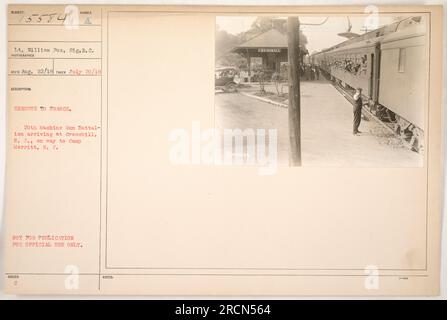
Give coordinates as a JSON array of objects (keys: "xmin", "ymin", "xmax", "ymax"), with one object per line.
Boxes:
[{"xmin": 353, "ymin": 88, "xmax": 366, "ymax": 135}]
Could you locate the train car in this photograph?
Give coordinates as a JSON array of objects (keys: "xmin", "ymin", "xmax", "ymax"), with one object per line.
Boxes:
[
  {"xmin": 378, "ymin": 17, "xmax": 427, "ymax": 147},
  {"xmin": 322, "ymin": 36, "xmax": 382, "ymax": 101},
  {"xmin": 310, "ymin": 16, "xmax": 427, "ymax": 152},
  {"xmin": 311, "ymin": 50, "xmax": 329, "ymax": 73}
]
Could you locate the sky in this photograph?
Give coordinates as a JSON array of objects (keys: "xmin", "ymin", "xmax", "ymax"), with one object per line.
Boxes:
[{"xmin": 216, "ymin": 15, "xmax": 408, "ymax": 53}]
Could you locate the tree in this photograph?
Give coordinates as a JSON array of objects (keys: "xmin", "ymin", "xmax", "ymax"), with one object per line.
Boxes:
[
  {"xmin": 215, "ymin": 17, "xmax": 309, "ymax": 69},
  {"xmin": 253, "ymin": 65, "xmax": 266, "ymax": 94},
  {"xmin": 245, "ymin": 17, "xmax": 308, "ymax": 47},
  {"xmin": 272, "ymin": 62, "xmax": 289, "ymax": 95}
]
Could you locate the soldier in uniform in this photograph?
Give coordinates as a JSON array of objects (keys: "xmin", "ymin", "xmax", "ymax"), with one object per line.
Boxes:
[
  {"xmin": 314, "ymin": 65, "xmax": 320, "ymax": 80},
  {"xmin": 353, "ymin": 88, "xmax": 367, "ymax": 135}
]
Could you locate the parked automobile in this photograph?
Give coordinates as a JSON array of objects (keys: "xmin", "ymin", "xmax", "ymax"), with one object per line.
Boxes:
[{"xmin": 215, "ymin": 67, "xmax": 240, "ymax": 92}]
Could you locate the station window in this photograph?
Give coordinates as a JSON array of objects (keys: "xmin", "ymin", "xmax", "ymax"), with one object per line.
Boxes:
[{"xmin": 398, "ymin": 48, "xmax": 406, "ymax": 73}]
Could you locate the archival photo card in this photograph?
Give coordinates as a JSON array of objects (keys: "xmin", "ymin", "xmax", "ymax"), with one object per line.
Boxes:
[{"xmin": 3, "ymin": 5, "xmax": 443, "ymax": 296}]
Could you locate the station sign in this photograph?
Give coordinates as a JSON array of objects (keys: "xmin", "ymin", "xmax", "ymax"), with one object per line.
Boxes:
[{"xmin": 258, "ymin": 48, "xmax": 281, "ymax": 53}]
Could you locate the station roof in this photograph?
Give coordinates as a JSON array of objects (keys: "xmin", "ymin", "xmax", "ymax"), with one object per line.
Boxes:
[{"xmin": 235, "ymin": 29, "xmax": 288, "ymax": 49}]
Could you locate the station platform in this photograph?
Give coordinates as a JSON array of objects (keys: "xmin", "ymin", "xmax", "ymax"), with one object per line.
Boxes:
[{"xmin": 215, "ymin": 79, "xmax": 423, "ymax": 167}]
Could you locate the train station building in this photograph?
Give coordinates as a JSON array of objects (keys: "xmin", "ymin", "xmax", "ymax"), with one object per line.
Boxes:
[{"xmin": 232, "ymin": 28, "xmax": 308, "ymax": 80}]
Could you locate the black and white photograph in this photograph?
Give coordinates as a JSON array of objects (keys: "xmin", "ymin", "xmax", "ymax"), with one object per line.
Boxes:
[{"xmin": 215, "ymin": 14, "xmax": 428, "ymax": 166}]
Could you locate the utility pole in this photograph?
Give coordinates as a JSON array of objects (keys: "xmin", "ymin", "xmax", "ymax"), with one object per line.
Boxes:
[{"xmin": 287, "ymin": 17, "xmax": 301, "ymax": 166}]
